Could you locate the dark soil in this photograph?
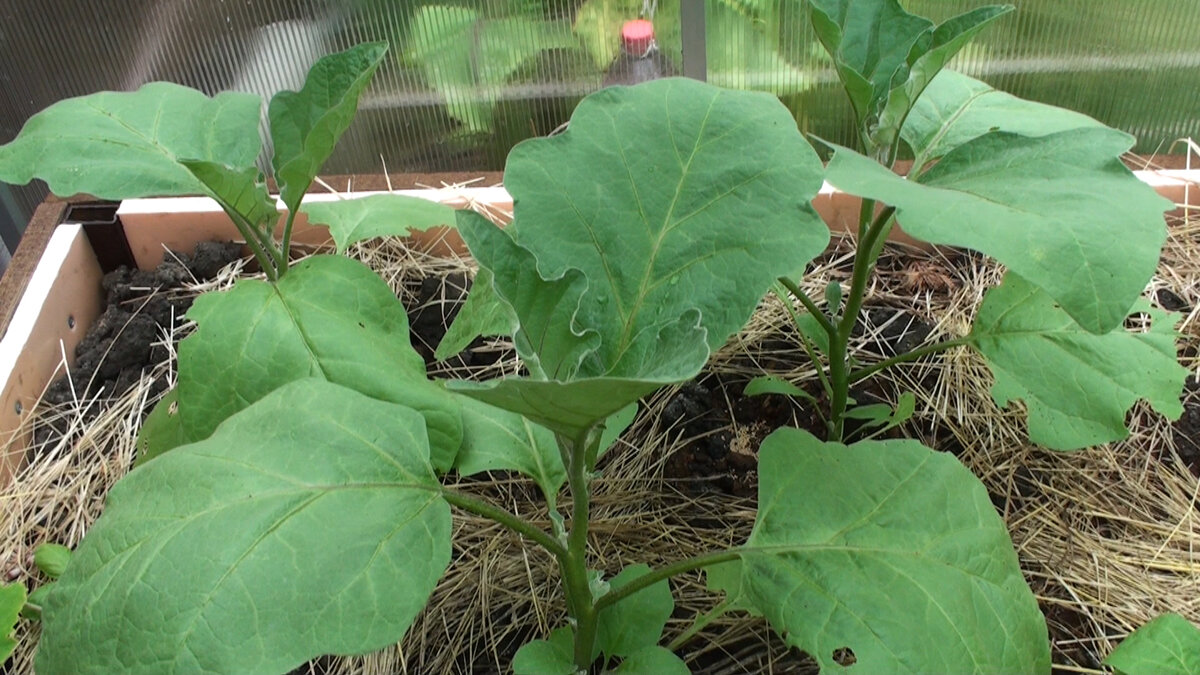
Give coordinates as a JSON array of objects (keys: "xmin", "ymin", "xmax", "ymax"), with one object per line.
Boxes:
[
  {"xmin": 660, "ymin": 373, "xmax": 821, "ymax": 497},
  {"xmin": 407, "ymin": 270, "xmax": 510, "ymax": 372},
  {"xmin": 31, "ymin": 242, "xmax": 243, "ymax": 449},
  {"xmin": 1171, "ymin": 375, "xmax": 1200, "ymax": 476}
]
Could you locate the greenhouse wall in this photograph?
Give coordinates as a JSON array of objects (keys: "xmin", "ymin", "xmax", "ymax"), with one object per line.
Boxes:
[{"xmin": 2, "ymin": 0, "xmax": 1198, "ymax": 251}]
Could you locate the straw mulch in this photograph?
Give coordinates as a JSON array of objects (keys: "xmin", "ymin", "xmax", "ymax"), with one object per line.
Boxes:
[{"xmin": 2, "ymin": 182, "xmax": 1197, "ymax": 674}]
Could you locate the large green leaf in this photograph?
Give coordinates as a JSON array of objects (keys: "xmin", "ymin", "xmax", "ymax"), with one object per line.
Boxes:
[
  {"xmin": 504, "ymin": 79, "xmax": 826, "ymax": 368},
  {"xmin": 901, "ymin": 69, "xmax": 1104, "ymax": 170},
  {"xmin": 140, "ymin": 255, "xmax": 462, "ymax": 471},
  {"xmin": 453, "ymin": 79, "xmax": 826, "ymax": 433},
  {"xmin": 0, "ymin": 582, "xmax": 23, "ymax": 661},
  {"xmin": 406, "ymin": 6, "xmax": 576, "ymax": 135},
  {"xmin": 37, "ymin": 380, "xmax": 451, "ymax": 674},
  {"xmin": 824, "ymin": 129, "xmax": 1171, "ymax": 333},
  {"xmin": 457, "ymin": 212, "xmax": 604, "ymax": 380},
  {"xmin": 454, "ymin": 398, "xmax": 635, "ymax": 510},
  {"xmin": 1105, "ymin": 614, "xmax": 1200, "ymax": 675},
  {"xmin": 808, "ymin": 0, "xmax": 1010, "ymax": 153},
  {"xmin": 969, "ymin": 273, "xmax": 1186, "ymax": 450},
  {"xmin": 596, "ymin": 564, "xmax": 674, "ymax": 659},
  {"xmin": 0, "ymin": 83, "xmax": 261, "ymax": 198},
  {"xmin": 726, "ymin": 427, "xmax": 1049, "ymax": 673},
  {"xmin": 269, "ymin": 42, "xmax": 387, "ymax": 213},
  {"xmin": 301, "ymin": 193, "xmax": 457, "ymax": 254}
]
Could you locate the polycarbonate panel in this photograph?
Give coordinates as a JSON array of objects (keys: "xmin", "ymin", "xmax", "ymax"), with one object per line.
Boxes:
[
  {"xmin": 696, "ymin": 0, "xmax": 1200, "ymax": 155},
  {"xmin": 1, "ymin": 0, "xmax": 1198, "ymax": 244}
]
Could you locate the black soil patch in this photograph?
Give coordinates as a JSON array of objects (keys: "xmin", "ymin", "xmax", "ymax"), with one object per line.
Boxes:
[
  {"xmin": 407, "ymin": 270, "xmax": 511, "ymax": 373},
  {"xmin": 662, "ymin": 373, "xmax": 821, "ymax": 497},
  {"xmin": 31, "ymin": 242, "xmax": 243, "ymax": 450},
  {"xmin": 1172, "ymin": 375, "xmax": 1200, "ymax": 476}
]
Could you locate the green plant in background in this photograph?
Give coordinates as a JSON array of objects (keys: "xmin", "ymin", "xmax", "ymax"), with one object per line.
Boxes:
[
  {"xmin": 398, "ymin": 0, "xmax": 811, "ymax": 139},
  {"xmin": 0, "ymin": 0, "xmax": 1191, "ymax": 672},
  {"xmin": 404, "ymin": 3, "xmax": 580, "ymax": 136}
]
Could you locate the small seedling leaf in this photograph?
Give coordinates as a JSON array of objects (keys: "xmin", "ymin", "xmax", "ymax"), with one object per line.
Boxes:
[
  {"xmin": 1105, "ymin": 613, "xmax": 1200, "ymax": 675},
  {"xmin": 37, "ymin": 380, "xmax": 451, "ymax": 674},
  {"xmin": 0, "ymin": 83, "xmax": 261, "ymax": 199},
  {"xmin": 744, "ymin": 375, "xmax": 817, "ymax": 406},
  {"xmin": 732, "ymin": 427, "xmax": 1050, "ymax": 673},
  {"xmin": 269, "ymin": 42, "xmax": 387, "ymax": 213},
  {"xmin": 1, "ymin": 582, "xmax": 24, "ymax": 660},
  {"xmin": 513, "ymin": 626, "xmax": 576, "ymax": 675},
  {"xmin": 33, "ymin": 543, "xmax": 71, "ymax": 580},
  {"xmin": 823, "ymin": 280, "xmax": 843, "ymax": 313},
  {"xmin": 301, "ymin": 193, "xmax": 457, "ymax": 254},
  {"xmin": 142, "ymin": 255, "xmax": 463, "ymax": 471},
  {"xmin": 21, "ymin": 583, "xmax": 51, "ymax": 621},
  {"xmin": 436, "ymin": 267, "xmax": 518, "ymax": 361},
  {"xmin": 970, "ymin": 273, "xmax": 1187, "ymax": 450},
  {"xmin": 136, "ymin": 389, "xmax": 184, "ymax": 465},
  {"xmin": 595, "ymin": 564, "xmax": 674, "ymax": 659},
  {"xmin": 824, "ymin": 129, "xmax": 1171, "ymax": 333},
  {"xmin": 611, "ymin": 646, "xmax": 690, "ymax": 674}
]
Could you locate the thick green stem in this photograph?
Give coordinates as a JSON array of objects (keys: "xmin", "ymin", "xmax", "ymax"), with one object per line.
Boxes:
[
  {"xmin": 439, "ymin": 488, "xmax": 566, "ymax": 560},
  {"xmin": 225, "ymin": 209, "xmax": 279, "ymax": 282},
  {"xmin": 277, "ymin": 209, "xmax": 299, "ymax": 277},
  {"xmin": 848, "ymin": 337, "xmax": 972, "ymax": 385},
  {"xmin": 827, "ymin": 326, "xmax": 851, "ymax": 441},
  {"xmin": 593, "ymin": 550, "xmax": 739, "ymax": 613},
  {"xmin": 828, "ymin": 202, "xmax": 897, "ymax": 441},
  {"xmin": 557, "ymin": 429, "xmax": 603, "ymax": 670}
]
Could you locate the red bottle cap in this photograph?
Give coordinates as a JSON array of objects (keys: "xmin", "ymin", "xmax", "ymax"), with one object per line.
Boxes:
[{"xmin": 620, "ymin": 19, "xmax": 655, "ymax": 55}]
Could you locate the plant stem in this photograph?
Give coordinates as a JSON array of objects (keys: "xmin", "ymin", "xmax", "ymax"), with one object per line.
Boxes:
[
  {"xmin": 848, "ymin": 337, "xmax": 972, "ymax": 385},
  {"xmin": 225, "ymin": 210, "xmax": 279, "ymax": 282},
  {"xmin": 558, "ymin": 429, "xmax": 602, "ymax": 670},
  {"xmin": 828, "ymin": 202, "xmax": 897, "ymax": 441},
  {"xmin": 439, "ymin": 488, "xmax": 566, "ymax": 560},
  {"xmin": 776, "ymin": 277, "xmax": 836, "ymax": 338},
  {"xmin": 770, "ymin": 284, "xmax": 832, "ymax": 401},
  {"xmin": 593, "ymin": 550, "xmax": 739, "ymax": 613},
  {"xmin": 277, "ymin": 209, "xmax": 299, "ymax": 277}
]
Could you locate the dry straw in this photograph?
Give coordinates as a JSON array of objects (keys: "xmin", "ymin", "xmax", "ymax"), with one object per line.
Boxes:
[{"xmin": 3, "ymin": 167, "xmax": 1198, "ymax": 673}]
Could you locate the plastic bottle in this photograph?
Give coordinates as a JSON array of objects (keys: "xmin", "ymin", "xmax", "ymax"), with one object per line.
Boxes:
[{"xmin": 602, "ymin": 19, "xmax": 677, "ymax": 87}]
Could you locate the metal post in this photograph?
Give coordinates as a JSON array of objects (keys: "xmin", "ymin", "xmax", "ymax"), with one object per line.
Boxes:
[{"xmin": 680, "ymin": 0, "xmax": 707, "ymax": 81}]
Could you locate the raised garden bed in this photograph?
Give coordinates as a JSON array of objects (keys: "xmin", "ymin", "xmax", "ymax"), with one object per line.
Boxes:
[
  {"xmin": 1, "ymin": 163, "xmax": 1197, "ymax": 673},
  {"xmin": 4, "ymin": 7, "xmax": 1200, "ymax": 672}
]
